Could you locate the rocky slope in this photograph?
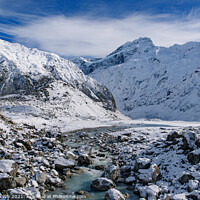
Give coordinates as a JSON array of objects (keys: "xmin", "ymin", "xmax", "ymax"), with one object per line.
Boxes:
[
  {"xmin": 74, "ymin": 38, "xmax": 200, "ymax": 121},
  {"xmin": 0, "ymin": 39, "xmax": 125, "ymax": 126}
]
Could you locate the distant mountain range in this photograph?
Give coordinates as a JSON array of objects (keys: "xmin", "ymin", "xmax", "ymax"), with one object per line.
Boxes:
[{"xmin": 73, "ymin": 37, "xmax": 200, "ymax": 121}]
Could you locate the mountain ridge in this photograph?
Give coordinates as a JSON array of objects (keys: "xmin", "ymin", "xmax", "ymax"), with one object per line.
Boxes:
[{"xmin": 74, "ymin": 37, "xmax": 200, "ymax": 121}]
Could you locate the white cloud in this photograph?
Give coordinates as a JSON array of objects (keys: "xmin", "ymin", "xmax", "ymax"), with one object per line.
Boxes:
[{"xmin": 1, "ymin": 14, "xmax": 200, "ymax": 57}]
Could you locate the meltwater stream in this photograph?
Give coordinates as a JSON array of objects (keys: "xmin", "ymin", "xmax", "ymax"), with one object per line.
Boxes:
[{"xmin": 46, "ymin": 123, "xmax": 174, "ymax": 200}]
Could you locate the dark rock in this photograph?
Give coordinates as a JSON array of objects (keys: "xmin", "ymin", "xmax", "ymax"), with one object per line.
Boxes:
[
  {"xmin": 95, "ymin": 165, "xmax": 107, "ymax": 170},
  {"xmin": 0, "ymin": 174, "xmax": 16, "ymax": 190},
  {"xmin": 179, "ymin": 173, "xmax": 195, "ymax": 184},
  {"xmin": 102, "ymin": 165, "xmax": 120, "ymax": 181},
  {"xmin": 91, "ymin": 178, "xmax": 115, "ymax": 191},
  {"xmin": 78, "ymin": 155, "xmax": 93, "ymax": 166},
  {"xmin": 166, "ymin": 131, "xmax": 182, "ymax": 141},
  {"xmin": 187, "ymin": 149, "xmax": 200, "ymax": 165}
]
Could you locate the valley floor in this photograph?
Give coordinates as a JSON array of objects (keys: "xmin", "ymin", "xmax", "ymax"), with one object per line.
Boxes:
[{"xmin": 0, "ymin": 107, "xmax": 200, "ymax": 200}]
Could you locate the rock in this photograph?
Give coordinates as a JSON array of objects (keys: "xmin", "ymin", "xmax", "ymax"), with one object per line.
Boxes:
[
  {"xmin": 188, "ymin": 180, "xmax": 199, "ymax": 192},
  {"xmin": 14, "ymin": 177, "xmax": 27, "ymax": 187},
  {"xmin": 179, "ymin": 173, "xmax": 195, "ymax": 184},
  {"xmin": 163, "ymin": 194, "xmax": 171, "ymax": 200},
  {"xmin": 102, "ymin": 165, "xmax": 120, "ymax": 181},
  {"xmin": 120, "ymin": 166, "xmax": 131, "ymax": 177},
  {"xmin": 16, "ymin": 139, "xmax": 32, "ymax": 150},
  {"xmin": 91, "ymin": 178, "xmax": 115, "ymax": 191},
  {"xmin": 42, "ymin": 159, "xmax": 50, "ymax": 167},
  {"xmin": 182, "ymin": 132, "xmax": 197, "ymax": 150},
  {"xmin": 54, "ymin": 157, "xmax": 77, "ymax": 170},
  {"xmin": 138, "ymin": 164, "xmax": 160, "ymax": 184},
  {"xmin": 0, "ymin": 160, "xmax": 18, "ymax": 177},
  {"xmin": 187, "ymin": 149, "xmax": 200, "ymax": 165},
  {"xmin": 105, "ymin": 188, "xmax": 125, "ymax": 200},
  {"xmin": 196, "ymin": 136, "xmax": 200, "ymax": 148},
  {"xmin": 166, "ymin": 131, "xmax": 182, "ymax": 141},
  {"xmin": 135, "ymin": 158, "xmax": 151, "ymax": 171},
  {"xmin": 172, "ymin": 193, "xmax": 187, "ymax": 200},
  {"xmin": 35, "ymin": 171, "xmax": 47, "ymax": 184},
  {"xmin": 151, "ymin": 164, "xmax": 161, "ymax": 182},
  {"xmin": 95, "ymin": 165, "xmax": 107, "ymax": 170},
  {"xmin": 78, "ymin": 155, "xmax": 93, "ymax": 166},
  {"xmin": 0, "ymin": 173, "xmax": 16, "ymax": 190},
  {"xmin": 65, "ymin": 151, "xmax": 76, "ymax": 160},
  {"xmin": 186, "ymin": 190, "xmax": 200, "ymax": 200},
  {"xmin": 63, "ymin": 168, "xmax": 71, "ymax": 177},
  {"xmin": 8, "ymin": 187, "xmax": 41, "ymax": 200},
  {"xmin": 78, "ymin": 145, "xmax": 92, "ymax": 157},
  {"xmin": 125, "ymin": 176, "xmax": 136, "ymax": 184},
  {"xmin": 139, "ymin": 184, "xmax": 160, "ymax": 200}
]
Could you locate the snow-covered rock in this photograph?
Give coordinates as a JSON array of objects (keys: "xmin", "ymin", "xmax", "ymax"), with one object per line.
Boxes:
[
  {"xmin": 102, "ymin": 165, "xmax": 120, "ymax": 181},
  {"xmin": 54, "ymin": 157, "xmax": 77, "ymax": 170},
  {"xmin": 0, "ymin": 160, "xmax": 18, "ymax": 176},
  {"xmin": 8, "ymin": 187, "xmax": 41, "ymax": 200},
  {"xmin": 91, "ymin": 178, "xmax": 115, "ymax": 191},
  {"xmin": 135, "ymin": 158, "xmax": 151, "ymax": 171},
  {"xmin": 77, "ymin": 37, "xmax": 200, "ymax": 121},
  {"xmin": 187, "ymin": 148, "xmax": 200, "ymax": 164},
  {"xmin": 105, "ymin": 188, "xmax": 125, "ymax": 200},
  {"xmin": 139, "ymin": 184, "xmax": 160, "ymax": 200}
]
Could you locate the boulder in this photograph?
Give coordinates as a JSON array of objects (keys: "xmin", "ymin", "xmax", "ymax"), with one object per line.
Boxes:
[
  {"xmin": 91, "ymin": 178, "xmax": 115, "ymax": 191},
  {"xmin": 78, "ymin": 155, "xmax": 93, "ymax": 166},
  {"xmin": 0, "ymin": 173, "xmax": 16, "ymax": 190},
  {"xmin": 125, "ymin": 176, "xmax": 136, "ymax": 184},
  {"xmin": 172, "ymin": 193, "xmax": 187, "ymax": 200},
  {"xmin": 135, "ymin": 158, "xmax": 151, "ymax": 171},
  {"xmin": 187, "ymin": 149, "xmax": 200, "ymax": 165},
  {"xmin": 188, "ymin": 180, "xmax": 199, "ymax": 192},
  {"xmin": 139, "ymin": 184, "xmax": 160, "ymax": 200},
  {"xmin": 8, "ymin": 187, "xmax": 41, "ymax": 200},
  {"xmin": 35, "ymin": 171, "xmax": 47, "ymax": 184},
  {"xmin": 14, "ymin": 177, "xmax": 27, "ymax": 187},
  {"xmin": 54, "ymin": 157, "xmax": 77, "ymax": 170},
  {"xmin": 138, "ymin": 164, "xmax": 161, "ymax": 184},
  {"xmin": 105, "ymin": 188, "xmax": 125, "ymax": 200},
  {"xmin": 102, "ymin": 165, "xmax": 120, "ymax": 181},
  {"xmin": 166, "ymin": 131, "xmax": 182, "ymax": 141},
  {"xmin": 151, "ymin": 164, "xmax": 161, "ymax": 182},
  {"xmin": 179, "ymin": 173, "xmax": 195, "ymax": 184},
  {"xmin": 78, "ymin": 145, "xmax": 92, "ymax": 157},
  {"xmin": 0, "ymin": 160, "xmax": 18, "ymax": 177},
  {"xmin": 182, "ymin": 132, "xmax": 197, "ymax": 150},
  {"xmin": 65, "ymin": 151, "xmax": 76, "ymax": 160}
]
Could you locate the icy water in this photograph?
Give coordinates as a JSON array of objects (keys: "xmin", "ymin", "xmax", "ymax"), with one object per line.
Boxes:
[{"xmin": 46, "ymin": 123, "xmax": 173, "ymax": 200}]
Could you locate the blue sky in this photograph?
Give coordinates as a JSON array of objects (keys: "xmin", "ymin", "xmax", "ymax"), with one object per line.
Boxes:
[{"xmin": 0, "ymin": 0, "xmax": 200, "ymax": 57}]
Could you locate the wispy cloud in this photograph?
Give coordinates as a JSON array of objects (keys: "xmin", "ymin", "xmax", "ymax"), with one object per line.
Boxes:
[{"xmin": 1, "ymin": 12, "xmax": 200, "ymax": 57}]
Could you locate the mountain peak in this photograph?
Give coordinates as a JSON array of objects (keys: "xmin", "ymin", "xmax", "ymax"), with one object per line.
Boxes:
[{"xmin": 108, "ymin": 37, "xmax": 154, "ymax": 57}]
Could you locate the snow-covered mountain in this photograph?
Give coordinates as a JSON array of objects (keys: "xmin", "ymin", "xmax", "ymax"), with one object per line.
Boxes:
[
  {"xmin": 75, "ymin": 37, "xmax": 200, "ymax": 121},
  {"xmin": 0, "ymin": 39, "xmax": 126, "ymax": 129}
]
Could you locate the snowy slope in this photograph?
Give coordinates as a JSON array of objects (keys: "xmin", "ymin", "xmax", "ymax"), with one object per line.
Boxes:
[
  {"xmin": 0, "ymin": 39, "xmax": 125, "ymax": 124},
  {"xmin": 76, "ymin": 37, "xmax": 200, "ymax": 121}
]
